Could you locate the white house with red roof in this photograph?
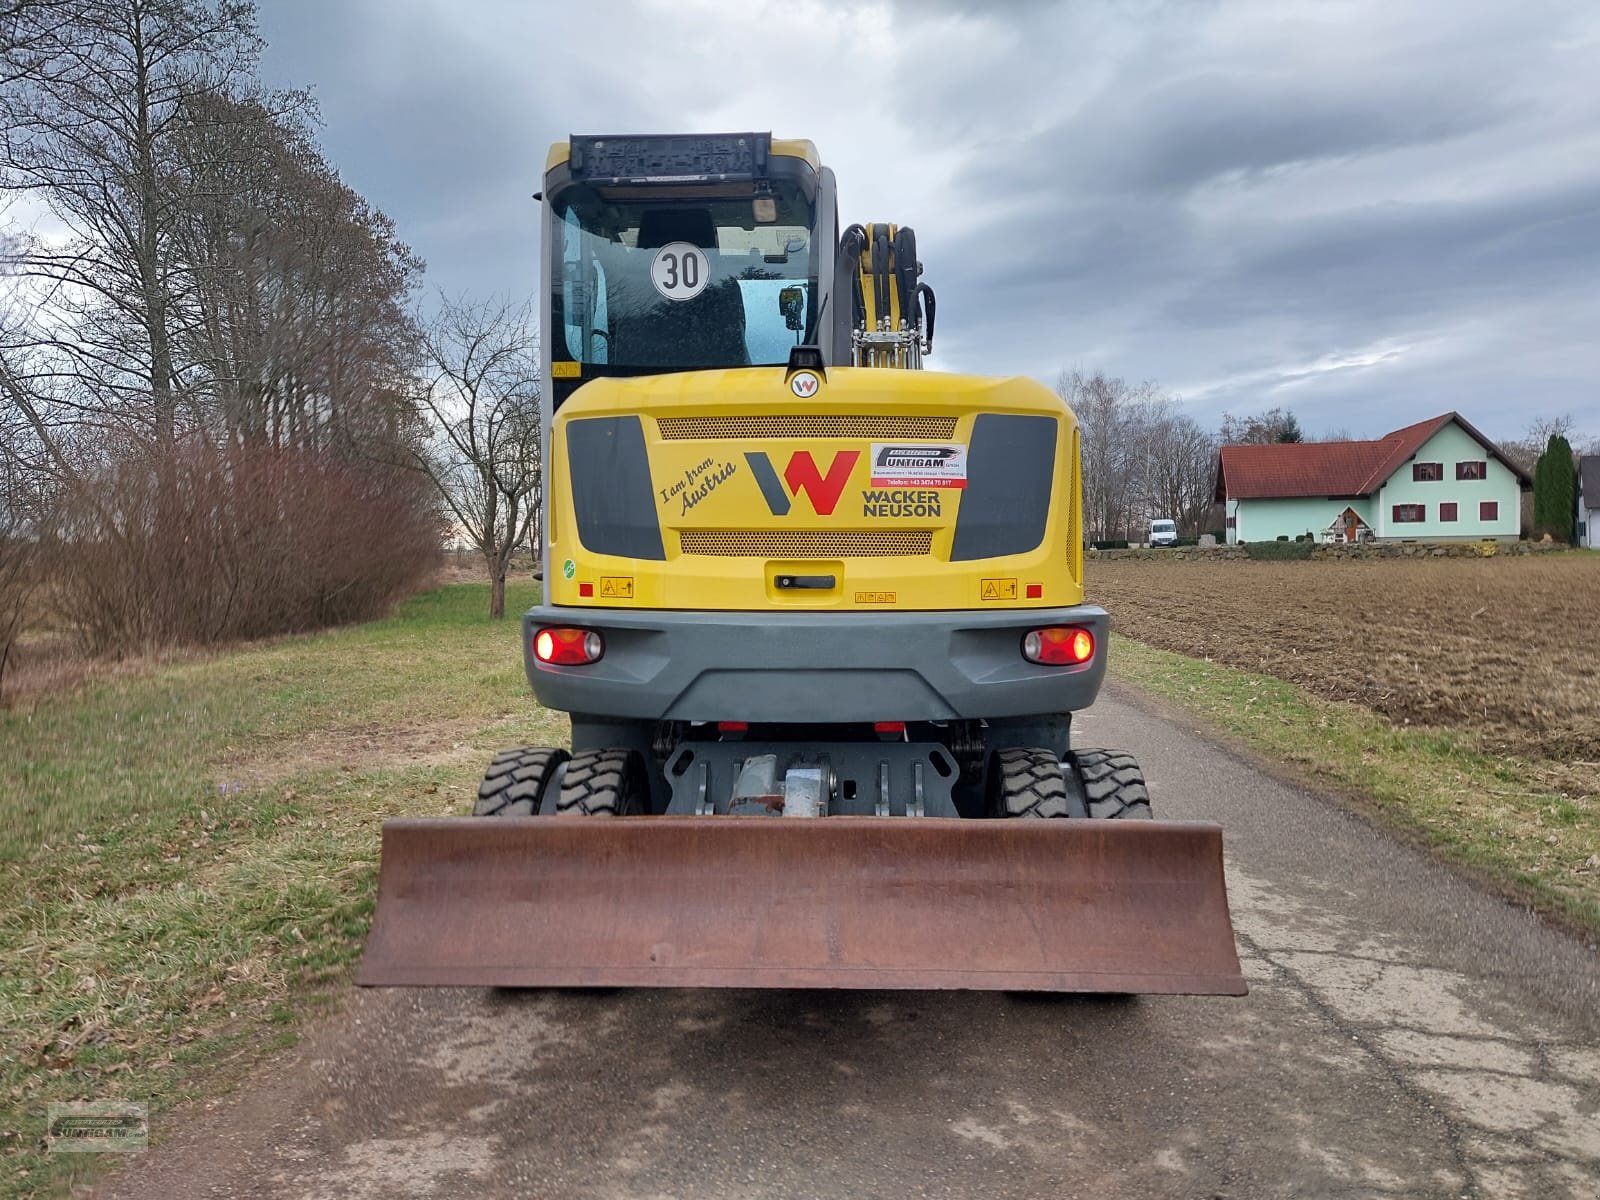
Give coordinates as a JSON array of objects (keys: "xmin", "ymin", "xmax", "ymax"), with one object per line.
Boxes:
[
  {"xmin": 1214, "ymin": 413, "xmax": 1530, "ymax": 545},
  {"xmin": 1580, "ymin": 456, "xmax": 1600, "ymax": 549}
]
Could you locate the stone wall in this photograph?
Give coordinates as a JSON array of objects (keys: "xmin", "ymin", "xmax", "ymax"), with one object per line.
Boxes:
[{"xmin": 1088, "ymin": 540, "xmax": 1572, "ymax": 563}]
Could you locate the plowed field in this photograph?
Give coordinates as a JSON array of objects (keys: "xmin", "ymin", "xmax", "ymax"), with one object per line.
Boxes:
[{"xmin": 1087, "ymin": 554, "xmax": 1600, "ymax": 764}]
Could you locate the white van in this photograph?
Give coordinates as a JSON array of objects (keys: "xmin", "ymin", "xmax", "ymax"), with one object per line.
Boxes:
[{"xmin": 1148, "ymin": 518, "xmax": 1178, "ymax": 547}]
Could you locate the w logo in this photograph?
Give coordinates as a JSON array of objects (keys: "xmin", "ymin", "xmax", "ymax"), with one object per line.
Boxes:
[
  {"xmin": 789, "ymin": 371, "xmax": 821, "ymax": 398},
  {"xmin": 745, "ymin": 450, "xmax": 859, "ymax": 516}
]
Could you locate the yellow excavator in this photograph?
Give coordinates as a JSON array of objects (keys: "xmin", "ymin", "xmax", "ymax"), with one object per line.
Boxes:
[{"xmin": 358, "ymin": 133, "xmax": 1244, "ymax": 993}]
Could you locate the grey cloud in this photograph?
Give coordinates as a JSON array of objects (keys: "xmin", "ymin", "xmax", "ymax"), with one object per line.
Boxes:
[
  {"xmin": 1054, "ymin": 75, "xmax": 1514, "ymax": 195},
  {"xmin": 255, "ymin": 0, "xmax": 1600, "ymax": 440}
]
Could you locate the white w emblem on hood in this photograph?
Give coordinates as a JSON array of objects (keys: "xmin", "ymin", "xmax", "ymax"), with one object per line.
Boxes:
[{"xmin": 789, "ymin": 371, "xmax": 821, "ymax": 398}]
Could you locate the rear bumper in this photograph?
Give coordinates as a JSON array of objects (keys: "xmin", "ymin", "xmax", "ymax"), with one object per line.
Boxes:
[{"xmin": 522, "ymin": 604, "xmax": 1109, "ymax": 722}]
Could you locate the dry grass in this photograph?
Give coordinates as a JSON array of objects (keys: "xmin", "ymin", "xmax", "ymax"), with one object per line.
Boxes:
[
  {"xmin": 0, "ymin": 581, "xmax": 564, "ymax": 1198},
  {"xmin": 1109, "ymin": 635, "xmax": 1600, "ymax": 934}
]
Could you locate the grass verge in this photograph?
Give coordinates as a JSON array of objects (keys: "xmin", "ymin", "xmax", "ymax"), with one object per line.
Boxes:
[
  {"xmin": 5, "ymin": 589, "xmax": 1593, "ymax": 1193},
  {"xmin": 0, "ymin": 581, "xmax": 563, "ymax": 1198},
  {"xmin": 1109, "ymin": 634, "xmax": 1600, "ymax": 934}
]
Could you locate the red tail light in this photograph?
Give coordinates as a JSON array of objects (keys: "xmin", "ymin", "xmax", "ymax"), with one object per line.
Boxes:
[
  {"xmin": 1023, "ymin": 626, "xmax": 1094, "ymax": 666},
  {"xmin": 533, "ymin": 627, "xmax": 603, "ymax": 665}
]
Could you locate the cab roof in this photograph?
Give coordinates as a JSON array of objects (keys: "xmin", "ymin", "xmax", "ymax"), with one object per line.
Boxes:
[{"xmin": 544, "ymin": 136, "xmax": 820, "ymax": 174}]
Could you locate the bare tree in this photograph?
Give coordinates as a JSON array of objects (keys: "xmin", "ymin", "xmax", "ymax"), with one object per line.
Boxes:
[
  {"xmin": 1220, "ymin": 406, "xmax": 1303, "ymax": 445},
  {"xmin": 1, "ymin": 0, "xmax": 75, "ymax": 85},
  {"xmin": 0, "ymin": 358, "xmax": 53, "ymax": 693},
  {"xmin": 1, "ymin": 3, "xmax": 438, "ymax": 651},
  {"xmin": 1500, "ymin": 413, "xmax": 1594, "ymax": 477},
  {"xmin": 170, "ymin": 88, "xmax": 423, "ymax": 454},
  {"xmin": 412, "ymin": 296, "xmax": 541, "ymax": 618},
  {"xmin": 1141, "ymin": 402, "xmax": 1218, "ymax": 537},
  {"xmin": 1, "ymin": 0, "xmax": 285, "ymax": 455},
  {"xmin": 1057, "ymin": 370, "xmax": 1150, "ymax": 542}
]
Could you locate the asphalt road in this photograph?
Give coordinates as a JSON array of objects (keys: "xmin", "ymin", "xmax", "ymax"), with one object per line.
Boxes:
[{"xmin": 93, "ymin": 682, "xmax": 1600, "ymax": 1200}]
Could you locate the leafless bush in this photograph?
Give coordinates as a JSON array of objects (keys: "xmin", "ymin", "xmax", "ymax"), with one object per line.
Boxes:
[
  {"xmin": 1058, "ymin": 370, "xmax": 1218, "ymax": 542},
  {"xmin": 0, "ymin": 515, "xmax": 45, "ymax": 696},
  {"xmin": 411, "ymin": 295, "xmax": 542, "ymax": 618},
  {"xmin": 50, "ymin": 436, "xmax": 441, "ymax": 653},
  {"xmin": 0, "ymin": 384, "xmax": 54, "ymax": 696}
]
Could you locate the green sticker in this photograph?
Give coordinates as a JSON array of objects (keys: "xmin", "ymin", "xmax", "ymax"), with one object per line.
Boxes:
[{"xmin": 562, "ymin": 559, "xmax": 576, "ymax": 580}]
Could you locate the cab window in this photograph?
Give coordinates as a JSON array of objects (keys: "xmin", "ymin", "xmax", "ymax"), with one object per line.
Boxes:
[{"xmin": 553, "ymin": 185, "xmax": 816, "ymax": 370}]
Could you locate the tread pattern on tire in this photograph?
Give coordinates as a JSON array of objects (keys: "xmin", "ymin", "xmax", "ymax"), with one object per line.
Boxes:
[
  {"xmin": 994, "ymin": 747, "xmax": 1070, "ymax": 818},
  {"xmin": 1071, "ymin": 748, "xmax": 1153, "ymax": 820},
  {"xmin": 555, "ymin": 748, "xmax": 644, "ymax": 817},
  {"xmin": 475, "ymin": 746, "xmax": 569, "ymax": 816}
]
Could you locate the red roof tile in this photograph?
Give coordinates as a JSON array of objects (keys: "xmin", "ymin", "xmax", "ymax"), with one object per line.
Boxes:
[
  {"xmin": 1351, "ymin": 414, "xmax": 1453, "ymax": 494},
  {"xmin": 1218, "ymin": 439, "xmax": 1396, "ymax": 500},
  {"xmin": 1217, "ymin": 412, "xmax": 1530, "ymax": 501}
]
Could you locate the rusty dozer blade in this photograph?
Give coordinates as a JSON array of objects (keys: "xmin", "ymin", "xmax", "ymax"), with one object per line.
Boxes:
[{"xmin": 357, "ymin": 817, "xmax": 1246, "ymax": 994}]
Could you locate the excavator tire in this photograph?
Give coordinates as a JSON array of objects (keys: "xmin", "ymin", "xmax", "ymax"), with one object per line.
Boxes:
[
  {"xmin": 475, "ymin": 747, "xmax": 569, "ymax": 816},
  {"xmin": 1071, "ymin": 748, "xmax": 1153, "ymax": 820},
  {"xmin": 555, "ymin": 748, "xmax": 648, "ymax": 816},
  {"xmin": 992, "ymin": 747, "xmax": 1072, "ymax": 817}
]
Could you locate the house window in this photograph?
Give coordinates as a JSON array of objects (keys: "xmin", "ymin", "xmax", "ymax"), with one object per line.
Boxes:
[
  {"xmin": 1456, "ymin": 460, "xmax": 1487, "ymax": 480},
  {"xmin": 1479, "ymin": 501, "xmax": 1499, "ymax": 521},
  {"xmin": 1225, "ymin": 516, "xmax": 1236, "ymax": 529},
  {"xmin": 1392, "ymin": 504, "xmax": 1426, "ymax": 523},
  {"xmin": 1440, "ymin": 502, "xmax": 1458, "ymax": 522},
  {"xmin": 1412, "ymin": 462, "xmax": 1443, "ymax": 482}
]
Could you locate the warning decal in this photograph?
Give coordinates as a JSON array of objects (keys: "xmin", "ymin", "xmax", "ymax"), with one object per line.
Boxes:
[
  {"xmin": 980, "ymin": 578, "xmax": 1018, "ymax": 601},
  {"xmin": 870, "ymin": 444, "xmax": 967, "ymax": 488},
  {"xmin": 599, "ymin": 576, "xmax": 634, "ymax": 598}
]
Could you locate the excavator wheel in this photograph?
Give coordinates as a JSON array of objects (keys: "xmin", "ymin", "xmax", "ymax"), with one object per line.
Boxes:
[
  {"xmin": 555, "ymin": 747, "xmax": 649, "ymax": 816},
  {"xmin": 1069, "ymin": 748, "xmax": 1153, "ymax": 820},
  {"xmin": 474, "ymin": 746, "xmax": 570, "ymax": 816},
  {"xmin": 990, "ymin": 747, "xmax": 1073, "ymax": 817}
]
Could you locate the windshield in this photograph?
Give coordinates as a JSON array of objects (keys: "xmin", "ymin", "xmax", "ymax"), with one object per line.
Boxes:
[
  {"xmin": 1152, "ymin": 521, "xmax": 1176, "ymax": 532},
  {"xmin": 552, "ymin": 184, "xmax": 816, "ymax": 371}
]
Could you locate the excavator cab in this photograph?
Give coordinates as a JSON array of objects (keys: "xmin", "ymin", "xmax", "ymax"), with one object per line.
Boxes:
[
  {"xmin": 546, "ymin": 135, "xmax": 825, "ymax": 396},
  {"xmin": 358, "ymin": 133, "xmax": 1244, "ymax": 995}
]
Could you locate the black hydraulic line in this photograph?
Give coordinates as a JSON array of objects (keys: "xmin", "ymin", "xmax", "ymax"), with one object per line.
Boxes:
[
  {"xmin": 871, "ymin": 225, "xmax": 891, "ymax": 326},
  {"xmin": 893, "ymin": 227, "xmax": 918, "ymax": 331},
  {"xmin": 840, "ymin": 224, "xmax": 868, "ymax": 333}
]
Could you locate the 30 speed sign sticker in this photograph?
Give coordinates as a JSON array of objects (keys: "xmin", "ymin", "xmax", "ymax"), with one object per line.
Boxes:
[{"xmin": 650, "ymin": 242, "xmax": 711, "ymax": 302}]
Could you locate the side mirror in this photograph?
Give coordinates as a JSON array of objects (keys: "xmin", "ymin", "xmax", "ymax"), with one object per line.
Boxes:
[{"xmin": 779, "ymin": 286, "xmax": 804, "ymax": 331}]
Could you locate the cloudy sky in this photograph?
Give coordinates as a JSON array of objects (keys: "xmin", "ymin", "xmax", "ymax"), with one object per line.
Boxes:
[{"xmin": 258, "ymin": 0, "xmax": 1600, "ymax": 442}]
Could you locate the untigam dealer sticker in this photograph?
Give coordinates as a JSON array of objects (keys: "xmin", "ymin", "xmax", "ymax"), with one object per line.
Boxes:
[{"xmin": 870, "ymin": 444, "xmax": 967, "ymax": 488}]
